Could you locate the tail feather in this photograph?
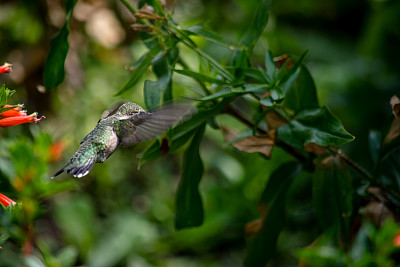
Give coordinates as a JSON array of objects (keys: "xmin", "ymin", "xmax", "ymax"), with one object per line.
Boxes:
[
  {"xmin": 66, "ymin": 159, "xmax": 96, "ymax": 178},
  {"xmin": 52, "ymin": 156, "xmax": 97, "ymax": 179},
  {"xmin": 51, "ymin": 168, "xmax": 64, "ymax": 179}
]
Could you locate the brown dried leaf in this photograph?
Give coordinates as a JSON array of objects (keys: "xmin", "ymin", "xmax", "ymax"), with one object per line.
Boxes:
[
  {"xmin": 233, "ymin": 134, "xmax": 275, "ymax": 158},
  {"xmin": 244, "ymin": 218, "xmax": 263, "ymax": 237},
  {"xmin": 135, "ymin": 12, "xmax": 163, "ymax": 20},
  {"xmin": 383, "ymin": 95, "xmax": 400, "ymax": 144},
  {"xmin": 221, "ymin": 126, "xmax": 238, "ymax": 143},
  {"xmin": 130, "ymin": 24, "xmax": 153, "ymax": 32},
  {"xmin": 304, "ymin": 142, "xmax": 327, "ymax": 157},
  {"xmin": 274, "ymin": 54, "xmax": 294, "ymax": 70},
  {"xmin": 390, "ymin": 95, "xmax": 400, "ymax": 119},
  {"xmin": 265, "ymin": 110, "xmax": 288, "ymax": 131}
]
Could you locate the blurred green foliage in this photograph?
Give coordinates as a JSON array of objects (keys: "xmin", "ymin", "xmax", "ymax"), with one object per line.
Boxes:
[{"xmin": 0, "ymin": 0, "xmax": 399, "ymax": 266}]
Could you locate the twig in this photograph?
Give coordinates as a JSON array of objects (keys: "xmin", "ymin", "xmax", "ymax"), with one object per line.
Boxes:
[{"xmin": 335, "ymin": 148, "xmax": 373, "ymax": 180}]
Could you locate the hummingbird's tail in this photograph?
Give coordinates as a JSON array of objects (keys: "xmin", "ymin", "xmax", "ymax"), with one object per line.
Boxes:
[{"xmin": 51, "ymin": 148, "xmax": 98, "ymax": 179}]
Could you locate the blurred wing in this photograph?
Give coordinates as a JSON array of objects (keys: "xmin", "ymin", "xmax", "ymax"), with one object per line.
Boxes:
[{"xmin": 119, "ymin": 102, "xmax": 196, "ymax": 146}]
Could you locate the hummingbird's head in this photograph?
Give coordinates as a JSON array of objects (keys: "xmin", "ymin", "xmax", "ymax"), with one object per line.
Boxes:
[{"xmin": 116, "ymin": 102, "xmax": 145, "ymax": 118}]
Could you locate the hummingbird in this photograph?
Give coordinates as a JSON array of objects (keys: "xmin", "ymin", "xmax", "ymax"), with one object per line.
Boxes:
[{"xmin": 52, "ymin": 100, "xmax": 196, "ymax": 178}]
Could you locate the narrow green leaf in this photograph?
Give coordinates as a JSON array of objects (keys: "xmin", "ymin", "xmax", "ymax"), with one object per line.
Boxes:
[
  {"xmin": 225, "ymin": 67, "xmax": 268, "ymax": 83},
  {"xmin": 43, "ymin": 0, "xmax": 77, "ymax": 90},
  {"xmin": 278, "ymin": 107, "xmax": 355, "ymax": 149},
  {"xmin": 199, "ymin": 84, "xmax": 268, "ymax": 101},
  {"xmin": 187, "ymin": 25, "xmax": 243, "ymax": 50},
  {"xmin": 115, "ymin": 44, "xmax": 162, "ymax": 96},
  {"xmin": 313, "ymin": 156, "xmax": 353, "ymax": 240},
  {"xmin": 174, "ymin": 69, "xmax": 227, "ymax": 85},
  {"xmin": 265, "ymin": 50, "xmax": 276, "ymax": 82},
  {"xmin": 245, "ymin": 162, "xmax": 302, "ymax": 267},
  {"xmin": 239, "ymin": 0, "xmax": 270, "ymax": 53},
  {"xmin": 284, "ymin": 65, "xmax": 319, "ymax": 112},
  {"xmin": 0, "ymin": 84, "xmax": 8, "ymax": 107},
  {"xmin": 175, "ymin": 123, "xmax": 206, "ymax": 229},
  {"xmin": 199, "ymin": 89, "xmax": 238, "ymax": 101},
  {"xmin": 234, "ymin": 84, "xmax": 269, "ymax": 93}
]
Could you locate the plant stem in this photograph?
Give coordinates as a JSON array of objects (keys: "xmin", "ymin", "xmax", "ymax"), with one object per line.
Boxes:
[{"xmin": 119, "ymin": 0, "xmax": 137, "ymax": 15}]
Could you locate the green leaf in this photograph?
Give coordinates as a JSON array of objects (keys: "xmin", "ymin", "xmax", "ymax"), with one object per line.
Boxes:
[
  {"xmin": 245, "ymin": 162, "xmax": 302, "ymax": 267},
  {"xmin": 284, "ymin": 65, "xmax": 319, "ymax": 112},
  {"xmin": 278, "ymin": 107, "xmax": 354, "ymax": 149},
  {"xmin": 115, "ymin": 44, "xmax": 162, "ymax": 96},
  {"xmin": 239, "ymin": 0, "xmax": 270, "ymax": 53},
  {"xmin": 175, "ymin": 123, "xmax": 206, "ymax": 229},
  {"xmin": 187, "ymin": 25, "xmax": 243, "ymax": 50},
  {"xmin": 43, "ymin": 0, "xmax": 77, "ymax": 90},
  {"xmin": 376, "ymin": 146, "xmax": 400, "ymax": 206},
  {"xmin": 369, "ymin": 130, "xmax": 381, "ymax": 163},
  {"xmin": 313, "ymin": 156, "xmax": 353, "ymax": 240},
  {"xmin": 270, "ymin": 87, "xmax": 284, "ymax": 101},
  {"xmin": 265, "ymin": 50, "xmax": 276, "ymax": 82},
  {"xmin": 144, "ymin": 48, "xmax": 178, "ymax": 109},
  {"xmin": 174, "ymin": 69, "xmax": 227, "ymax": 85}
]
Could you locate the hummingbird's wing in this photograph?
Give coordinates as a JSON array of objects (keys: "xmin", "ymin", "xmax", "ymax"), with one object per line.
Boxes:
[{"xmin": 118, "ymin": 102, "xmax": 196, "ymax": 146}]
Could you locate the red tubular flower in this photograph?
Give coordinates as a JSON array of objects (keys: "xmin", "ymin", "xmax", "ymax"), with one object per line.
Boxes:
[
  {"xmin": 0, "ymin": 63, "xmax": 12, "ymax": 74},
  {"xmin": 49, "ymin": 141, "xmax": 65, "ymax": 163},
  {"xmin": 0, "ymin": 193, "xmax": 16, "ymax": 207},
  {"xmin": 0, "ymin": 105, "xmax": 27, "ymax": 117},
  {"xmin": 394, "ymin": 232, "xmax": 400, "ymax": 247},
  {"xmin": 0, "ymin": 112, "xmax": 45, "ymax": 127}
]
